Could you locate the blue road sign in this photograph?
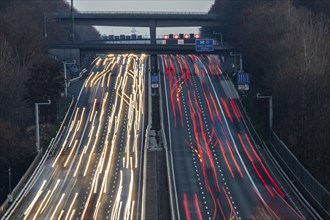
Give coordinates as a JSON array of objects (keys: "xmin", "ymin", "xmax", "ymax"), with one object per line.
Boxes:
[
  {"xmin": 151, "ymin": 75, "xmax": 159, "ymax": 83},
  {"xmin": 237, "ymin": 72, "xmax": 250, "ymax": 85},
  {"xmin": 195, "ymin": 39, "xmax": 214, "ymax": 52},
  {"xmin": 151, "ymin": 75, "xmax": 159, "ymax": 88}
]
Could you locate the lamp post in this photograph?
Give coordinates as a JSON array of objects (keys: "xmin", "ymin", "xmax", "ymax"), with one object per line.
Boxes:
[
  {"xmin": 43, "ymin": 12, "xmax": 47, "ymax": 39},
  {"xmin": 62, "ymin": 60, "xmax": 76, "ymax": 98},
  {"xmin": 8, "ymin": 168, "xmax": 11, "ymax": 193},
  {"xmin": 213, "ymin": 31, "xmax": 223, "ymax": 45},
  {"xmin": 256, "ymin": 93, "xmax": 273, "ymax": 132},
  {"xmin": 35, "ymin": 100, "xmax": 51, "ymax": 153},
  {"xmin": 7, "ymin": 168, "xmax": 12, "ymax": 202},
  {"xmin": 70, "ymin": 0, "xmax": 75, "ymax": 42},
  {"xmin": 230, "ymin": 52, "xmax": 243, "ymax": 72}
]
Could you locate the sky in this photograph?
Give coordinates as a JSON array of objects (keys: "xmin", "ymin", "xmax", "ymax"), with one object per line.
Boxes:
[{"xmin": 64, "ymin": 0, "xmax": 215, "ymax": 37}]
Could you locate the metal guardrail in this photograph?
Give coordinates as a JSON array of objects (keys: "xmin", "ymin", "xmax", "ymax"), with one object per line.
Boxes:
[
  {"xmin": 270, "ymin": 131, "xmax": 330, "ymax": 217},
  {"xmin": 219, "ymin": 76, "xmax": 322, "ymax": 218}
]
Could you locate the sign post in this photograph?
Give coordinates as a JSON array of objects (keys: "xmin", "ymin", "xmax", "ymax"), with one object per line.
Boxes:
[{"xmin": 195, "ymin": 39, "xmax": 214, "ymax": 52}]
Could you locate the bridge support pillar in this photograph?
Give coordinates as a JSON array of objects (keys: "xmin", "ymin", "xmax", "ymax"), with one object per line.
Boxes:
[{"xmin": 149, "ymin": 20, "xmax": 157, "ymax": 45}]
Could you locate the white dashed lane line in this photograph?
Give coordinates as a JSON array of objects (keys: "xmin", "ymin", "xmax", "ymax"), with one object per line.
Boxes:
[
  {"xmin": 179, "ymin": 85, "xmax": 211, "ymax": 220},
  {"xmin": 190, "ymin": 70, "xmax": 241, "ymax": 218}
]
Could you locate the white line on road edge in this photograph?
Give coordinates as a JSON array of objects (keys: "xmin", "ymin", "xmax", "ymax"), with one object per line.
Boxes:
[
  {"xmin": 137, "ymin": 56, "xmax": 147, "ymax": 219},
  {"xmin": 140, "ymin": 56, "xmax": 152, "ymax": 219}
]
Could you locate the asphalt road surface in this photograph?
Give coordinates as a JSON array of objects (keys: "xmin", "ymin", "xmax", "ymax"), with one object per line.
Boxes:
[
  {"xmin": 160, "ymin": 54, "xmax": 309, "ymax": 220},
  {"xmin": 7, "ymin": 54, "xmax": 147, "ymax": 220}
]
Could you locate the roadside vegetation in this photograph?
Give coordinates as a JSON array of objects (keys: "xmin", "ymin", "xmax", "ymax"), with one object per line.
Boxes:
[
  {"xmin": 0, "ymin": 0, "xmax": 99, "ymax": 203},
  {"xmin": 203, "ymin": 0, "xmax": 330, "ymax": 190}
]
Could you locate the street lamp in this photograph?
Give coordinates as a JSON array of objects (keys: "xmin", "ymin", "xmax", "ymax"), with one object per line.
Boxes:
[
  {"xmin": 8, "ymin": 168, "xmax": 12, "ymax": 202},
  {"xmin": 256, "ymin": 93, "xmax": 273, "ymax": 131},
  {"xmin": 35, "ymin": 100, "xmax": 51, "ymax": 153},
  {"xmin": 70, "ymin": 0, "xmax": 75, "ymax": 42},
  {"xmin": 213, "ymin": 31, "xmax": 223, "ymax": 45},
  {"xmin": 62, "ymin": 60, "xmax": 76, "ymax": 98},
  {"xmin": 230, "ymin": 52, "xmax": 243, "ymax": 72},
  {"xmin": 43, "ymin": 12, "xmax": 47, "ymax": 39}
]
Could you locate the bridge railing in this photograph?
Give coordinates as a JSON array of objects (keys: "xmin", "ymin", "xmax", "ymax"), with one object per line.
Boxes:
[
  {"xmin": 55, "ymin": 9, "xmax": 208, "ymax": 15},
  {"xmin": 270, "ymin": 131, "xmax": 330, "ymax": 217}
]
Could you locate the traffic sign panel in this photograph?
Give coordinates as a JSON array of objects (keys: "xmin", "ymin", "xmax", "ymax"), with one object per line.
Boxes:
[
  {"xmin": 237, "ymin": 72, "xmax": 250, "ymax": 85},
  {"xmin": 151, "ymin": 83, "xmax": 159, "ymax": 88},
  {"xmin": 195, "ymin": 39, "xmax": 214, "ymax": 52},
  {"xmin": 151, "ymin": 75, "xmax": 159, "ymax": 88},
  {"xmin": 151, "ymin": 75, "xmax": 159, "ymax": 83}
]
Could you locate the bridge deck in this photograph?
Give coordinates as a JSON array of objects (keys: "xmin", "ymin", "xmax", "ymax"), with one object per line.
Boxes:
[{"xmin": 50, "ymin": 43, "xmax": 233, "ymax": 54}]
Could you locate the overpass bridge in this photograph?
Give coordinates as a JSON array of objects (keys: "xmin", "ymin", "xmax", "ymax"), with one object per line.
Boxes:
[
  {"xmin": 48, "ymin": 10, "xmax": 224, "ymax": 44},
  {"xmin": 50, "ymin": 42, "xmax": 233, "ymax": 54}
]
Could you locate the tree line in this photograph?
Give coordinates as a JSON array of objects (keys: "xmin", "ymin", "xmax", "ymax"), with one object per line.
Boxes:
[
  {"xmin": 203, "ymin": 0, "xmax": 330, "ymax": 190},
  {"xmin": 0, "ymin": 0, "xmax": 99, "ymax": 203}
]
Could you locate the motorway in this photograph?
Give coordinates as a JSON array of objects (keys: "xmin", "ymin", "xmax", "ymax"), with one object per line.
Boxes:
[
  {"xmin": 5, "ymin": 54, "xmax": 147, "ymax": 220},
  {"xmin": 160, "ymin": 54, "xmax": 307, "ymax": 220}
]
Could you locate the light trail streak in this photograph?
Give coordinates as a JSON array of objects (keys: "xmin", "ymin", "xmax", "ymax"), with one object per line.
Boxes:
[
  {"xmin": 90, "ymin": 99, "xmax": 97, "ymax": 122},
  {"xmin": 225, "ymin": 139, "xmax": 244, "ymax": 178},
  {"xmin": 245, "ymin": 133, "xmax": 284, "ymax": 197},
  {"xmin": 217, "ymin": 137, "xmax": 235, "ymax": 178},
  {"xmin": 83, "ymin": 110, "xmax": 104, "ymax": 176},
  {"xmin": 194, "ymin": 193, "xmax": 203, "ymax": 220},
  {"xmin": 84, "ymin": 71, "xmax": 94, "ymax": 88},
  {"xmin": 93, "ymin": 202, "xmax": 101, "ymax": 219},
  {"xmin": 237, "ymin": 133, "xmax": 274, "ymax": 197},
  {"xmin": 217, "ymin": 199, "xmax": 227, "ymax": 220},
  {"xmin": 222, "ymin": 185, "xmax": 239, "ymax": 220},
  {"xmin": 81, "ymin": 177, "xmax": 96, "ymax": 220},
  {"xmin": 32, "ymin": 189, "xmax": 50, "ymax": 217},
  {"xmin": 206, "ymin": 185, "xmax": 218, "ymax": 220},
  {"xmin": 49, "ymin": 193, "xmax": 65, "ymax": 220},
  {"xmin": 221, "ymin": 97, "xmax": 234, "ymax": 123},
  {"xmin": 69, "ymin": 209, "xmax": 76, "ymax": 219},
  {"xmin": 95, "ymin": 57, "xmax": 102, "ymax": 67},
  {"xmin": 124, "ymin": 170, "xmax": 135, "ymax": 219},
  {"xmin": 101, "ymin": 74, "xmax": 105, "ymax": 87},
  {"xmin": 229, "ymin": 98, "xmax": 241, "ymax": 123},
  {"xmin": 39, "ymin": 179, "xmax": 61, "ymax": 213},
  {"xmin": 69, "ymin": 108, "xmax": 80, "ymax": 132},
  {"xmin": 183, "ymin": 193, "xmax": 191, "ymax": 220},
  {"xmin": 107, "ymin": 72, "xmax": 112, "ymax": 87},
  {"xmin": 74, "ymin": 112, "xmax": 97, "ymax": 177},
  {"xmin": 23, "ymin": 180, "xmax": 47, "ymax": 219},
  {"xmin": 52, "ymin": 104, "xmax": 85, "ymax": 164},
  {"xmin": 125, "ymin": 134, "xmax": 131, "ymax": 168},
  {"xmin": 111, "ymin": 171, "xmax": 123, "ymax": 219},
  {"xmin": 88, "ymin": 71, "xmax": 99, "ymax": 88},
  {"xmin": 64, "ymin": 192, "xmax": 78, "ymax": 220},
  {"xmin": 63, "ymin": 139, "xmax": 78, "ymax": 167},
  {"xmin": 58, "ymin": 210, "xmax": 65, "ymax": 219},
  {"xmin": 130, "ymin": 200, "xmax": 135, "ymax": 220}
]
